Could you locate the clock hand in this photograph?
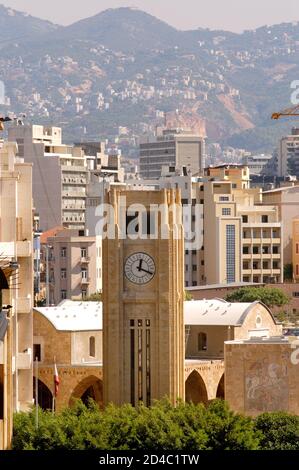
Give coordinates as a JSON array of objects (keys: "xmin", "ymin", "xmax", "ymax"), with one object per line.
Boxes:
[
  {"xmin": 140, "ymin": 267, "xmax": 154, "ymax": 275},
  {"xmin": 137, "ymin": 259, "xmax": 142, "ymax": 272}
]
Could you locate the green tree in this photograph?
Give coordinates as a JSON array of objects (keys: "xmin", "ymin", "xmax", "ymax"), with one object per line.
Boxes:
[
  {"xmin": 83, "ymin": 292, "xmax": 102, "ymax": 302},
  {"xmin": 185, "ymin": 291, "xmax": 193, "ymax": 301},
  {"xmin": 12, "ymin": 399, "xmax": 261, "ymax": 451},
  {"xmin": 255, "ymin": 412, "xmax": 299, "ymax": 450},
  {"xmin": 225, "ymin": 287, "xmax": 289, "ymax": 308}
]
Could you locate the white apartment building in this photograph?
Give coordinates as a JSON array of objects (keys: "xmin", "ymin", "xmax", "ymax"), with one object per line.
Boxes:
[{"xmin": 8, "ymin": 124, "xmax": 88, "ymax": 231}]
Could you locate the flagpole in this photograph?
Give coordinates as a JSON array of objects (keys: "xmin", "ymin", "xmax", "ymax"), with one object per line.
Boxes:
[
  {"xmin": 52, "ymin": 356, "xmax": 56, "ymax": 415},
  {"xmin": 35, "ymin": 357, "xmax": 38, "ymax": 429}
]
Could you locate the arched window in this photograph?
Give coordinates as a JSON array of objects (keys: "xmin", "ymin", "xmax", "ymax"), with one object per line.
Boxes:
[
  {"xmin": 198, "ymin": 332, "xmax": 207, "ymax": 351},
  {"xmin": 89, "ymin": 336, "xmax": 95, "ymax": 358}
]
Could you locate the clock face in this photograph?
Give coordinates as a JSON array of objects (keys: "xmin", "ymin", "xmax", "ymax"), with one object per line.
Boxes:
[{"xmin": 124, "ymin": 252, "xmax": 156, "ymax": 285}]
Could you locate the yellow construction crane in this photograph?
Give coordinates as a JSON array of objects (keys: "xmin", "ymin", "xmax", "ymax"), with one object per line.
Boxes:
[
  {"xmin": 272, "ymin": 104, "xmax": 299, "ymax": 120},
  {"xmin": 0, "ymin": 116, "xmax": 12, "ymax": 131}
]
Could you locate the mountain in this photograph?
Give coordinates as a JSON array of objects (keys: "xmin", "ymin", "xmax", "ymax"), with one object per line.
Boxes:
[
  {"xmin": 60, "ymin": 7, "xmax": 183, "ymax": 52},
  {"xmin": 0, "ymin": 6, "xmax": 299, "ymax": 154},
  {"xmin": 0, "ymin": 4, "xmax": 59, "ymax": 42}
]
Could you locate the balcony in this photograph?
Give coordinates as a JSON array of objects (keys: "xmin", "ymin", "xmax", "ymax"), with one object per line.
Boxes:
[
  {"xmin": 62, "ymin": 191, "xmax": 86, "ymax": 198},
  {"xmin": 242, "ymin": 269, "xmax": 252, "ymax": 275},
  {"xmin": 81, "ymin": 277, "xmax": 90, "ymax": 285},
  {"xmin": 81, "ymin": 256, "xmax": 90, "ymax": 264},
  {"xmin": 16, "ymin": 240, "xmax": 32, "ymax": 257},
  {"xmin": 17, "ymin": 351, "xmax": 32, "ymax": 370},
  {"xmin": 16, "ymin": 296, "xmax": 32, "ymax": 314}
]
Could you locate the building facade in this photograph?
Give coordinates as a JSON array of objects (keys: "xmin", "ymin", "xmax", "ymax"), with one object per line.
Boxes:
[
  {"xmin": 44, "ymin": 229, "xmax": 100, "ymax": 305},
  {"xmin": 203, "ymin": 166, "xmax": 283, "ymax": 285},
  {"xmin": 127, "ymin": 164, "xmax": 283, "ymax": 287},
  {"xmin": 263, "ymin": 185, "xmax": 299, "ymax": 266},
  {"xmin": 225, "ymin": 337, "xmax": 299, "ymax": 416},
  {"xmin": 139, "ymin": 129, "xmax": 205, "ymax": 179},
  {"xmin": 0, "ymin": 142, "xmax": 33, "ymax": 449},
  {"xmin": 8, "ymin": 124, "xmax": 88, "ymax": 231},
  {"xmin": 33, "ymin": 301, "xmax": 102, "ymax": 411},
  {"xmin": 277, "ymin": 127, "xmax": 299, "ymax": 177}
]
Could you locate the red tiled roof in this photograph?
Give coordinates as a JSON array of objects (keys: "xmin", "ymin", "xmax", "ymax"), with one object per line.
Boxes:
[{"xmin": 40, "ymin": 226, "xmax": 65, "ymax": 244}]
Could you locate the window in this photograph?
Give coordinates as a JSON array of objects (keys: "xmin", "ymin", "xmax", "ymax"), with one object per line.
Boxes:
[
  {"xmin": 262, "ymin": 246, "xmax": 269, "ymax": 254},
  {"xmin": 192, "ymin": 281, "xmax": 197, "ymax": 286},
  {"xmin": 185, "ymin": 281, "xmax": 189, "ymax": 287},
  {"xmin": 296, "ymin": 265, "xmax": 299, "ymax": 276},
  {"xmin": 61, "ymin": 247, "xmax": 66, "ymax": 258},
  {"xmin": 82, "ymin": 290, "xmax": 87, "ymax": 299},
  {"xmin": 273, "ymin": 261, "xmax": 279, "ymax": 270},
  {"xmin": 201, "ymin": 260, "xmax": 204, "ymax": 266},
  {"xmin": 33, "ymin": 344, "xmax": 41, "ymax": 362},
  {"xmin": 220, "ymin": 196, "xmax": 229, "ymax": 202},
  {"xmin": 61, "ymin": 290, "xmax": 67, "ymax": 300},
  {"xmin": 296, "ymin": 244, "xmax": 299, "ymax": 255},
  {"xmin": 226, "ymin": 225, "xmax": 235, "ymax": 283},
  {"xmin": 242, "ymin": 215, "xmax": 248, "ymax": 223},
  {"xmin": 253, "ymin": 246, "xmax": 259, "ymax": 255},
  {"xmin": 232, "ymin": 184, "xmax": 237, "ymax": 189},
  {"xmin": 262, "ymin": 261, "xmax": 269, "ymax": 269},
  {"xmin": 243, "ymin": 246, "xmax": 249, "ymax": 254},
  {"xmin": 81, "ymin": 268, "xmax": 87, "ymax": 279},
  {"xmin": 61, "ymin": 269, "xmax": 66, "ymax": 279},
  {"xmin": 253, "ymin": 262, "xmax": 259, "ymax": 270},
  {"xmin": 262, "ymin": 215, "xmax": 268, "ymax": 223},
  {"xmin": 89, "ymin": 336, "xmax": 95, "ymax": 357},
  {"xmin": 198, "ymin": 332, "xmax": 207, "ymax": 351},
  {"xmin": 185, "ymin": 265, "xmax": 189, "ymax": 272},
  {"xmin": 293, "ymin": 292, "xmax": 299, "ymax": 297},
  {"xmin": 192, "ymin": 265, "xmax": 197, "ymax": 271},
  {"xmin": 81, "ymin": 247, "xmax": 87, "ymax": 259},
  {"xmin": 185, "ymin": 250, "xmax": 189, "ymax": 254},
  {"xmin": 273, "ymin": 246, "xmax": 279, "ymax": 254},
  {"xmin": 222, "ymin": 208, "xmax": 231, "ymax": 216}
]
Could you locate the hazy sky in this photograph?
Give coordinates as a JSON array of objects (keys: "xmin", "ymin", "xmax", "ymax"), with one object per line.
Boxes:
[{"xmin": 2, "ymin": 0, "xmax": 299, "ymax": 32}]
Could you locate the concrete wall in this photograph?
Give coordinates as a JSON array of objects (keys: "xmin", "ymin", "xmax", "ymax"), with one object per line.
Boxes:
[{"xmin": 225, "ymin": 340, "xmax": 299, "ymax": 416}]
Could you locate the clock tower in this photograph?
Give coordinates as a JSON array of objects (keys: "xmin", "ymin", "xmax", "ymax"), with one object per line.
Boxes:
[{"xmin": 103, "ymin": 188, "xmax": 185, "ymax": 406}]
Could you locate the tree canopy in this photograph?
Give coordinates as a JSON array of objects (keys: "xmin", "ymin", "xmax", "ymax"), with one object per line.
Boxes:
[
  {"xmin": 13, "ymin": 399, "xmax": 260, "ymax": 451},
  {"xmin": 225, "ymin": 287, "xmax": 289, "ymax": 308}
]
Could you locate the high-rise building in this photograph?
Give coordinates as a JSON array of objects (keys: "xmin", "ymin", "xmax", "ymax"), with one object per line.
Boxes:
[
  {"xmin": 277, "ymin": 128, "xmax": 299, "ymax": 177},
  {"xmin": 127, "ymin": 164, "xmax": 283, "ymax": 286},
  {"xmin": 0, "ymin": 142, "xmax": 33, "ymax": 449},
  {"xmin": 262, "ymin": 185, "xmax": 299, "ymax": 265},
  {"xmin": 139, "ymin": 129, "xmax": 205, "ymax": 179},
  {"xmin": 8, "ymin": 124, "xmax": 88, "ymax": 231},
  {"xmin": 203, "ymin": 177, "xmax": 283, "ymax": 285},
  {"xmin": 103, "ymin": 188, "xmax": 185, "ymax": 406}
]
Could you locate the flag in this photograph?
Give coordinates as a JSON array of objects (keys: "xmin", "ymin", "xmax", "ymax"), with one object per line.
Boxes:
[{"xmin": 54, "ymin": 362, "xmax": 60, "ymax": 397}]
